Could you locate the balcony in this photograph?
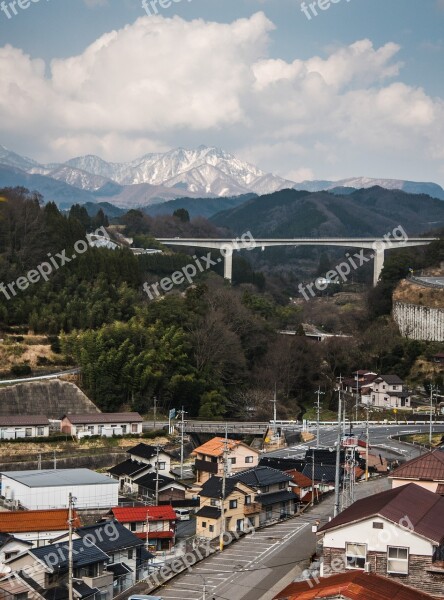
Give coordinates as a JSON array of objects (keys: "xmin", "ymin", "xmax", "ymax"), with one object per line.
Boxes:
[
  {"xmin": 83, "ymin": 573, "xmax": 114, "ymax": 590},
  {"xmin": 195, "ymin": 458, "xmax": 218, "ymax": 474},
  {"xmin": 244, "ymin": 502, "xmax": 261, "ymax": 515}
]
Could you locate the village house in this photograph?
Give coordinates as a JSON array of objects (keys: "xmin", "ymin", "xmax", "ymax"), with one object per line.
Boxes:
[
  {"xmin": 195, "ymin": 475, "xmax": 260, "ymax": 538},
  {"xmin": 0, "ymin": 533, "xmax": 32, "ymax": 569},
  {"xmin": 107, "ymin": 443, "xmax": 173, "ymax": 494},
  {"xmin": 4, "ymin": 537, "xmax": 113, "ymax": 600},
  {"xmin": 363, "ymin": 375, "xmax": 411, "ymax": 409},
  {"xmin": 60, "ymin": 413, "xmax": 143, "ymax": 437},
  {"xmin": 108, "ymin": 506, "xmax": 177, "ymax": 553},
  {"xmin": 0, "ymin": 416, "xmax": 50, "ymax": 440},
  {"xmin": 389, "ymin": 448, "xmax": 444, "ymax": 494},
  {"xmin": 135, "ymin": 473, "xmax": 188, "ymax": 503},
  {"xmin": 192, "ymin": 437, "xmax": 260, "ymax": 484},
  {"xmin": 317, "ymin": 483, "xmax": 444, "ymax": 598},
  {"xmin": 0, "ymin": 508, "xmax": 80, "ymax": 547},
  {"xmin": 284, "ymin": 469, "xmax": 313, "ymax": 501},
  {"xmin": 55, "ymin": 520, "xmax": 152, "ymax": 594},
  {"xmin": 231, "ymin": 466, "xmax": 298, "ymax": 524}
]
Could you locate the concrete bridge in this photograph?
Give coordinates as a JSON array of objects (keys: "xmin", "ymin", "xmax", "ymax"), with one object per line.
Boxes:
[{"xmin": 156, "ymin": 237, "xmax": 437, "ymax": 286}]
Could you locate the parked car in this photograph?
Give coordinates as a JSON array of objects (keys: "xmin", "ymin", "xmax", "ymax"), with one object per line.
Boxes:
[{"xmin": 175, "ymin": 508, "xmax": 191, "ymax": 521}]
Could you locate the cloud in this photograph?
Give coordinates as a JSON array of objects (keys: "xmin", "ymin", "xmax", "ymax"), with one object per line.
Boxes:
[{"xmin": 0, "ymin": 12, "xmax": 443, "ymax": 181}]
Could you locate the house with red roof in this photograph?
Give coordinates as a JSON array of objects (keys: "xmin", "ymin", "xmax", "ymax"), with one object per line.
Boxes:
[
  {"xmin": 109, "ymin": 506, "xmax": 176, "ymax": 553},
  {"xmin": 317, "ymin": 483, "xmax": 444, "ymax": 598},
  {"xmin": 272, "ymin": 571, "xmax": 438, "ymax": 600},
  {"xmin": 389, "ymin": 448, "xmax": 444, "ymax": 494}
]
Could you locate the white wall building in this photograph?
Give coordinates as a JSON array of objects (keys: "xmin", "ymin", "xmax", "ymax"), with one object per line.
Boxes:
[
  {"xmin": 0, "ymin": 416, "xmax": 50, "ymax": 439},
  {"xmin": 0, "ymin": 469, "xmax": 119, "ymax": 510}
]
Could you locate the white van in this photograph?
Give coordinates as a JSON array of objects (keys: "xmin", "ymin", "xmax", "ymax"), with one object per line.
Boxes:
[
  {"xmin": 175, "ymin": 508, "xmax": 190, "ymax": 521},
  {"xmin": 128, "ymin": 596, "xmax": 163, "ymax": 600}
]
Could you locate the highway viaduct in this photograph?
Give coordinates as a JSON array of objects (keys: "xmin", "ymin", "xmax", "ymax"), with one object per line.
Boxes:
[{"xmin": 156, "ymin": 237, "xmax": 437, "ymax": 286}]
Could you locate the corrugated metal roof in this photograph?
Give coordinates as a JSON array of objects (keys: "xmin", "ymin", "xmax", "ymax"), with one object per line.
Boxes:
[
  {"xmin": 0, "ymin": 415, "xmax": 49, "ymax": 426},
  {"xmin": 390, "ymin": 449, "xmax": 444, "ymax": 482},
  {"xmin": 318, "ymin": 483, "xmax": 444, "ymax": 544},
  {"xmin": 0, "ymin": 509, "xmax": 80, "ymax": 533},
  {"xmin": 272, "ymin": 572, "xmax": 437, "ymax": 599},
  {"xmin": 1, "ymin": 468, "xmax": 118, "ymax": 487},
  {"xmin": 62, "ymin": 412, "xmax": 143, "ymax": 424}
]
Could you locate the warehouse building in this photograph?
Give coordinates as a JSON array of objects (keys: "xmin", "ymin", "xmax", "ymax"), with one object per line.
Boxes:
[{"xmin": 0, "ymin": 469, "xmax": 118, "ymax": 510}]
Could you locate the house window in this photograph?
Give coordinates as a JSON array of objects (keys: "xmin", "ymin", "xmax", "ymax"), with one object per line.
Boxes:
[
  {"xmin": 25, "ymin": 428, "xmax": 32, "ymax": 437},
  {"xmin": 87, "ymin": 425, "xmax": 94, "ymax": 433},
  {"xmin": 387, "ymin": 546, "xmax": 409, "ymax": 574},
  {"xmin": 157, "ymin": 462, "xmax": 166, "ymax": 470},
  {"xmin": 245, "ymin": 456, "xmax": 254, "ymax": 463},
  {"xmin": 130, "ymin": 523, "xmax": 136, "ymax": 532},
  {"xmin": 209, "ymin": 525, "xmax": 214, "ymax": 533},
  {"xmin": 345, "ymin": 543, "xmax": 367, "ymax": 569},
  {"xmin": 279, "ymin": 482, "xmax": 287, "ymax": 490},
  {"xmin": 263, "ymin": 485, "xmax": 269, "ymax": 493},
  {"xmin": 98, "ymin": 425, "xmax": 104, "ymax": 434},
  {"xmin": 372, "ymin": 522, "xmax": 383, "ymax": 529},
  {"xmin": 202, "ymin": 521, "xmax": 207, "ymax": 528},
  {"xmin": 4, "ymin": 551, "xmax": 18, "ymax": 560},
  {"xmin": 37, "ymin": 427, "xmax": 45, "ymax": 436},
  {"xmin": 131, "ymin": 424, "xmax": 138, "ymax": 433},
  {"xmin": 128, "ymin": 549, "xmax": 133, "ymax": 560},
  {"xmin": 229, "ymin": 500, "xmax": 238, "ymax": 509},
  {"xmin": 14, "ymin": 593, "xmax": 28, "ymax": 600},
  {"xmin": 245, "ymin": 496, "xmax": 251, "ymax": 505},
  {"xmin": 229, "ymin": 458, "xmax": 237, "ymax": 465},
  {"xmin": 210, "ymin": 499, "xmax": 218, "ymax": 506}
]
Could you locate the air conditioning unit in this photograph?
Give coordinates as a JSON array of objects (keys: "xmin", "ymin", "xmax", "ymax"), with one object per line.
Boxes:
[{"xmin": 364, "ymin": 562, "xmax": 371, "ymax": 573}]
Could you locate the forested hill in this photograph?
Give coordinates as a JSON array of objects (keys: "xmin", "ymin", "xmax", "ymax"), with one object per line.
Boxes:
[{"xmin": 210, "ymin": 187, "xmax": 444, "ymax": 237}]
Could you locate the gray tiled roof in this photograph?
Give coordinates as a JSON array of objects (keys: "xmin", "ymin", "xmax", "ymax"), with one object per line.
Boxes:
[{"xmin": 231, "ymin": 466, "xmax": 292, "ymax": 488}]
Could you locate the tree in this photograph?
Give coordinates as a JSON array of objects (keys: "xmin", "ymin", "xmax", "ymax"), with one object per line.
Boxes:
[{"xmin": 173, "ymin": 208, "xmax": 190, "ymax": 223}]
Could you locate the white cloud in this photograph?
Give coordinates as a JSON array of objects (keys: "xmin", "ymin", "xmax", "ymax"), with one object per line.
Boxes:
[{"xmin": 0, "ymin": 12, "xmax": 443, "ymax": 182}]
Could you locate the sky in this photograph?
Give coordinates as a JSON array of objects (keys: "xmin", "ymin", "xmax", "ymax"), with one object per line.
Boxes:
[{"xmin": 1, "ymin": 0, "xmax": 444, "ymax": 185}]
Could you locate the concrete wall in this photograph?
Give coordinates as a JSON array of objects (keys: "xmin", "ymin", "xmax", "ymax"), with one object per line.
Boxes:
[
  {"xmin": 0, "ymin": 380, "xmax": 100, "ymax": 419},
  {"xmin": 393, "ymin": 302, "xmax": 444, "ymax": 341}
]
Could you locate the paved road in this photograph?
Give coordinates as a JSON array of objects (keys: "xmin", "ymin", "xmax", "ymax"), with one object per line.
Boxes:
[
  {"xmin": 267, "ymin": 424, "xmax": 444, "ymax": 461},
  {"xmin": 154, "ymin": 478, "xmax": 390, "ymax": 600}
]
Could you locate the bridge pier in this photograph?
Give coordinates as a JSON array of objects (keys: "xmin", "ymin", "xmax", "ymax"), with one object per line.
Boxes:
[
  {"xmin": 224, "ymin": 249, "xmax": 233, "ymax": 282},
  {"xmin": 373, "ymin": 249, "xmax": 385, "ymax": 286}
]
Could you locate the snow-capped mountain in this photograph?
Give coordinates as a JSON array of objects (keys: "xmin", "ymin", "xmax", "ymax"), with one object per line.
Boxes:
[
  {"xmin": 64, "ymin": 146, "xmax": 294, "ymax": 196},
  {"xmin": 1, "ymin": 143, "xmax": 443, "ymax": 207},
  {"xmin": 294, "ymin": 176, "xmax": 444, "ymax": 200}
]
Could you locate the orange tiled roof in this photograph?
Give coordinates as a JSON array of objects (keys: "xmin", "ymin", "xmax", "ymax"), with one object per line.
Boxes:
[
  {"xmin": 273, "ymin": 571, "xmax": 437, "ymax": 599},
  {"xmin": 192, "ymin": 437, "xmax": 248, "ymax": 458},
  {"xmin": 0, "ymin": 509, "xmax": 80, "ymax": 533}
]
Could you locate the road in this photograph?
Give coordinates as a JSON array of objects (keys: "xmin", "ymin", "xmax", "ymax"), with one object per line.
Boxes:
[
  {"xmin": 267, "ymin": 423, "xmax": 444, "ymax": 461},
  {"xmin": 154, "ymin": 478, "xmax": 390, "ymax": 600},
  {"xmin": 0, "ymin": 368, "xmax": 80, "ymax": 385}
]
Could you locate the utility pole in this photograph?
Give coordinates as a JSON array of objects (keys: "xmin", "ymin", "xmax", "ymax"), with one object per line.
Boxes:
[
  {"xmin": 334, "ymin": 377, "xmax": 343, "ymax": 517},
  {"xmin": 220, "ymin": 424, "xmax": 229, "ymax": 552},
  {"xmin": 145, "ymin": 511, "xmax": 150, "ymax": 549},
  {"xmin": 272, "ymin": 383, "xmax": 277, "ymax": 435},
  {"xmin": 68, "ymin": 493, "xmax": 74, "ymax": 600},
  {"xmin": 355, "ymin": 372, "xmax": 359, "ymax": 423},
  {"xmin": 153, "ymin": 396, "xmax": 157, "ymax": 430},
  {"xmin": 53, "ymin": 450, "xmax": 57, "ymax": 470},
  {"xmin": 315, "ymin": 387, "xmax": 325, "ymax": 447},
  {"xmin": 155, "ymin": 446, "xmax": 160, "ymax": 505},
  {"xmin": 178, "ymin": 407, "xmax": 186, "ymax": 479},
  {"xmin": 311, "ymin": 449, "xmax": 316, "ymax": 507},
  {"xmin": 430, "ymin": 384, "xmax": 439, "ymax": 446},
  {"xmin": 37, "ymin": 454, "xmax": 42, "ymax": 470},
  {"xmin": 365, "ymin": 402, "xmax": 370, "ymax": 482}
]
